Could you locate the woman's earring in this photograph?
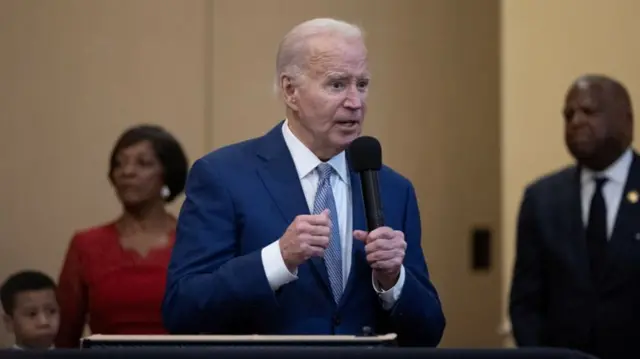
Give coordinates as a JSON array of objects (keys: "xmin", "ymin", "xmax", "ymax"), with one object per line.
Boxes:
[{"xmin": 161, "ymin": 185, "xmax": 171, "ymax": 200}]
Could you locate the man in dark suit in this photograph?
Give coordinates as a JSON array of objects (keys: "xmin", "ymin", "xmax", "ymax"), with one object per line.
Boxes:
[
  {"xmin": 161, "ymin": 18, "xmax": 445, "ymax": 346},
  {"xmin": 509, "ymin": 74, "xmax": 640, "ymax": 359}
]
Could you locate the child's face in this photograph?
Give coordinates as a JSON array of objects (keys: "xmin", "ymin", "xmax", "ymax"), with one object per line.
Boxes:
[{"xmin": 3, "ymin": 289, "xmax": 59, "ymax": 349}]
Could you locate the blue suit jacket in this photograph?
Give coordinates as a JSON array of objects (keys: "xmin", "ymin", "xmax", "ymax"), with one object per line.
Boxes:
[{"xmin": 162, "ymin": 123, "xmax": 445, "ymax": 346}]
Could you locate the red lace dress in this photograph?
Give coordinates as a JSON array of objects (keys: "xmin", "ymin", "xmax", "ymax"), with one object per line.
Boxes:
[{"xmin": 55, "ymin": 222, "xmax": 175, "ymax": 348}]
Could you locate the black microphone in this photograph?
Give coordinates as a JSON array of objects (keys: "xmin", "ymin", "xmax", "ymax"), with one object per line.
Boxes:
[{"xmin": 348, "ymin": 136, "xmax": 384, "ymax": 231}]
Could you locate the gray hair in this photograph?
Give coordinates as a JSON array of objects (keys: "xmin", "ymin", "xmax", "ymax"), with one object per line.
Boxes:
[{"xmin": 273, "ymin": 18, "xmax": 364, "ymax": 95}]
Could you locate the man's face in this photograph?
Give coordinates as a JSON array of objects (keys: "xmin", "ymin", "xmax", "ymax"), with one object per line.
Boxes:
[
  {"xmin": 285, "ymin": 35, "xmax": 370, "ymax": 158},
  {"xmin": 3, "ymin": 289, "xmax": 60, "ymax": 349},
  {"xmin": 563, "ymin": 79, "xmax": 626, "ymax": 165}
]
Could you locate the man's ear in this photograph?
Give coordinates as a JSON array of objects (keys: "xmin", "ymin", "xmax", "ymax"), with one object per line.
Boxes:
[
  {"xmin": 281, "ymin": 75, "xmax": 299, "ymax": 111},
  {"xmin": 3, "ymin": 313, "xmax": 14, "ymax": 334}
]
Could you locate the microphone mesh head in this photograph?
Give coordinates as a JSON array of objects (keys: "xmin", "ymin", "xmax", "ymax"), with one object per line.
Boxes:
[{"xmin": 348, "ymin": 136, "xmax": 382, "ymax": 172}]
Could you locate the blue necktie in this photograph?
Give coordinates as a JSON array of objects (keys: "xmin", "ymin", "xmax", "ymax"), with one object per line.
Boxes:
[{"xmin": 313, "ymin": 163, "xmax": 343, "ymax": 303}]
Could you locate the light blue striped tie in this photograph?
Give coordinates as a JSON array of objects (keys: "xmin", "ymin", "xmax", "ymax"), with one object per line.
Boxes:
[{"xmin": 313, "ymin": 163, "xmax": 343, "ymax": 304}]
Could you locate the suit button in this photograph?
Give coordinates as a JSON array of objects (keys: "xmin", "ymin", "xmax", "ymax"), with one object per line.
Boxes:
[{"xmin": 333, "ymin": 315, "xmax": 341, "ymax": 326}]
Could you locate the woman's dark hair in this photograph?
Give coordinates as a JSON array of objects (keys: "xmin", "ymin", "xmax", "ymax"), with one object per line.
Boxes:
[{"xmin": 108, "ymin": 124, "xmax": 189, "ymax": 203}]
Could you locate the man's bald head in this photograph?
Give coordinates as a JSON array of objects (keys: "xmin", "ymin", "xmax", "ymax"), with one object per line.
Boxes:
[
  {"xmin": 563, "ymin": 74, "xmax": 634, "ymax": 170},
  {"xmin": 570, "ymin": 74, "xmax": 632, "ymax": 115},
  {"xmin": 274, "ymin": 18, "xmax": 365, "ymax": 95}
]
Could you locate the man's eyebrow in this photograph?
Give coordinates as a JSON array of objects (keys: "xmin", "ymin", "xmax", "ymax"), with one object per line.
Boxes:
[
  {"xmin": 325, "ymin": 71, "xmax": 348, "ymax": 79},
  {"xmin": 325, "ymin": 71, "xmax": 371, "ymax": 80}
]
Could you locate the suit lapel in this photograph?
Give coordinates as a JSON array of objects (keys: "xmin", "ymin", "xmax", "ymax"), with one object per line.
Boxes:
[
  {"xmin": 255, "ymin": 123, "xmax": 332, "ymax": 296},
  {"xmin": 256, "ymin": 125, "xmax": 309, "ymax": 225},
  {"xmin": 603, "ymin": 153, "xmax": 640, "ymax": 281},
  {"xmin": 339, "ymin": 170, "xmax": 367, "ymax": 308}
]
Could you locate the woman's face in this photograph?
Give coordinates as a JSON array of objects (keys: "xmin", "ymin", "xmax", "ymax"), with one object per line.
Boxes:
[{"xmin": 111, "ymin": 140, "xmax": 165, "ymax": 207}]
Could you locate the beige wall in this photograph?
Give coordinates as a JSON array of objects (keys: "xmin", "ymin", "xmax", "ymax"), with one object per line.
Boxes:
[
  {"xmin": 0, "ymin": 0, "xmax": 503, "ymax": 348},
  {"xmin": 0, "ymin": 0, "xmax": 209, "ymax": 347},
  {"xmin": 500, "ymin": 0, "xmax": 640, "ymax": 345}
]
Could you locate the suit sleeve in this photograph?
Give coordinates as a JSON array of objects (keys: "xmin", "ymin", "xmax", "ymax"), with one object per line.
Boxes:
[
  {"xmin": 162, "ymin": 157, "xmax": 279, "ymax": 334},
  {"xmin": 509, "ymin": 186, "xmax": 546, "ymax": 346},
  {"xmin": 55, "ymin": 235, "xmax": 88, "ymax": 348},
  {"xmin": 386, "ymin": 182, "xmax": 446, "ymax": 347}
]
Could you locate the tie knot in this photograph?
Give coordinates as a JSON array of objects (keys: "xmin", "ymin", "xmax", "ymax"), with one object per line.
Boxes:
[
  {"xmin": 594, "ymin": 176, "xmax": 608, "ymax": 189},
  {"xmin": 317, "ymin": 163, "xmax": 334, "ymax": 181}
]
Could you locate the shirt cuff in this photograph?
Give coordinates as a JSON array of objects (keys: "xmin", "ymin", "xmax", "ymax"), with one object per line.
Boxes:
[
  {"xmin": 261, "ymin": 239, "xmax": 298, "ymax": 291},
  {"xmin": 372, "ymin": 265, "xmax": 406, "ymax": 310}
]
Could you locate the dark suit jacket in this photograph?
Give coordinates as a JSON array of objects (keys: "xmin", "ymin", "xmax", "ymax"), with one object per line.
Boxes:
[
  {"xmin": 162, "ymin": 122, "xmax": 445, "ymax": 346},
  {"xmin": 509, "ymin": 151, "xmax": 640, "ymax": 359}
]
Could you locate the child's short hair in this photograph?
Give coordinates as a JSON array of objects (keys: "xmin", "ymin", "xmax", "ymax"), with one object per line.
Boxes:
[{"xmin": 0, "ymin": 270, "xmax": 57, "ymax": 316}]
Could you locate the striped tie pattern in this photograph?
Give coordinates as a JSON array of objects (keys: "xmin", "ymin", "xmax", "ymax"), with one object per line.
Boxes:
[{"xmin": 313, "ymin": 163, "xmax": 343, "ymax": 304}]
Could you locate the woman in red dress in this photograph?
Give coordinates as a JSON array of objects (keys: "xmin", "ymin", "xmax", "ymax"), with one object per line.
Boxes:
[{"xmin": 55, "ymin": 125, "xmax": 189, "ymax": 348}]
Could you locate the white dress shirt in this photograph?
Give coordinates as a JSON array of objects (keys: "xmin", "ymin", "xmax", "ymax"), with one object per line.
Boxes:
[
  {"xmin": 580, "ymin": 148, "xmax": 633, "ymax": 239},
  {"xmin": 260, "ymin": 120, "xmax": 405, "ymax": 310}
]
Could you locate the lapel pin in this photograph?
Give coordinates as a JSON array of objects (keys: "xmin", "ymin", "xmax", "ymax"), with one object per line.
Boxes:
[{"xmin": 627, "ymin": 190, "xmax": 638, "ymax": 204}]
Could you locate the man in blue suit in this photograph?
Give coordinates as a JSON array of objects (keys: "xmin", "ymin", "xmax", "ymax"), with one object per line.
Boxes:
[{"xmin": 162, "ymin": 17, "xmax": 445, "ymax": 346}]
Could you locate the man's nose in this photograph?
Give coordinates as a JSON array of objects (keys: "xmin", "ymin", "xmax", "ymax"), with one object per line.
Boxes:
[
  {"xmin": 568, "ymin": 110, "xmax": 591, "ymax": 126},
  {"xmin": 343, "ymin": 86, "xmax": 363, "ymax": 110}
]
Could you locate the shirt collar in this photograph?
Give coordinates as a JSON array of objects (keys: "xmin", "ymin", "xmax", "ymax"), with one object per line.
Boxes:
[
  {"xmin": 581, "ymin": 147, "xmax": 633, "ymax": 186},
  {"xmin": 281, "ymin": 119, "xmax": 349, "ymax": 183}
]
